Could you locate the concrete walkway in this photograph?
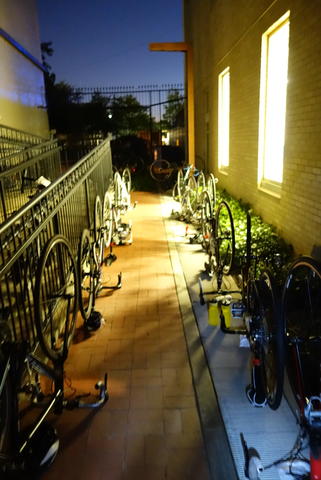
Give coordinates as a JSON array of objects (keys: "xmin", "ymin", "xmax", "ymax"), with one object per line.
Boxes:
[{"xmin": 43, "ymin": 192, "xmax": 211, "ymax": 480}]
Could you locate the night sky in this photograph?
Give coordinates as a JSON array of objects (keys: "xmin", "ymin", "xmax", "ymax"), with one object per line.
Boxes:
[{"xmin": 36, "ymin": 0, "xmax": 184, "ymax": 88}]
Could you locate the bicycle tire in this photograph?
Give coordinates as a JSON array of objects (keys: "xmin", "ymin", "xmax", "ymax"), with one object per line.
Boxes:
[
  {"xmin": 215, "ymin": 201, "xmax": 235, "ymax": 275},
  {"xmin": 185, "ymin": 175, "xmax": 197, "ymax": 215},
  {"xmin": 34, "ymin": 235, "xmax": 79, "ymax": 362},
  {"xmin": 122, "ymin": 167, "xmax": 131, "ymax": 194},
  {"xmin": 259, "ymin": 271, "xmax": 284, "ymax": 410},
  {"xmin": 149, "ymin": 159, "xmax": 171, "ymax": 182},
  {"xmin": 200, "ymin": 190, "xmax": 213, "ymax": 252},
  {"xmin": 206, "ymin": 173, "xmax": 217, "ymax": 208},
  {"xmin": 102, "ymin": 191, "xmax": 112, "ymax": 249},
  {"xmin": 196, "ymin": 171, "xmax": 206, "ymax": 201},
  {"xmin": 77, "ymin": 229, "xmax": 95, "ymax": 322},
  {"xmin": 282, "ymin": 256, "xmax": 321, "ymax": 405},
  {"xmin": 172, "ymin": 182, "xmax": 179, "ymax": 202},
  {"xmin": 177, "ymin": 169, "xmax": 185, "ymax": 200},
  {"xmin": 0, "ymin": 352, "xmax": 12, "ymax": 468},
  {"xmin": 113, "ymin": 171, "xmax": 122, "ymax": 207},
  {"xmin": 93, "ymin": 195, "xmax": 104, "ymax": 266}
]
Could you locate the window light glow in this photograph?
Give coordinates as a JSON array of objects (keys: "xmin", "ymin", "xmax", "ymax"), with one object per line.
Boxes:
[
  {"xmin": 218, "ymin": 67, "xmax": 230, "ymax": 170},
  {"xmin": 258, "ymin": 12, "xmax": 290, "ymax": 188}
]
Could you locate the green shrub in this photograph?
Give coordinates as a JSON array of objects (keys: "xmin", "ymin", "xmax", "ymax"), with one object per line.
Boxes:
[{"xmin": 218, "ymin": 189, "xmax": 294, "ymax": 281}]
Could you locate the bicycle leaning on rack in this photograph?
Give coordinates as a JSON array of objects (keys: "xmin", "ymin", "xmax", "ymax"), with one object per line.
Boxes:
[
  {"xmin": 78, "ymin": 192, "xmax": 122, "ymax": 330},
  {"xmin": 0, "ymin": 234, "xmax": 108, "ymax": 477}
]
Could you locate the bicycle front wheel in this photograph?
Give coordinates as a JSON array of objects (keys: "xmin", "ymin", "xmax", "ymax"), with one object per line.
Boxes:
[
  {"xmin": 94, "ymin": 195, "xmax": 104, "ymax": 266},
  {"xmin": 35, "ymin": 235, "xmax": 79, "ymax": 362},
  {"xmin": 102, "ymin": 191, "xmax": 112, "ymax": 249},
  {"xmin": 77, "ymin": 229, "xmax": 95, "ymax": 322},
  {"xmin": 215, "ymin": 201, "xmax": 235, "ymax": 275},
  {"xmin": 122, "ymin": 167, "xmax": 131, "ymax": 194},
  {"xmin": 200, "ymin": 190, "xmax": 213, "ymax": 252},
  {"xmin": 282, "ymin": 257, "xmax": 321, "ymax": 406}
]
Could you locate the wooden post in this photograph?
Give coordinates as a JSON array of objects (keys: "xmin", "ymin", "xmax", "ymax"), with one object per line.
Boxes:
[{"xmin": 149, "ymin": 42, "xmax": 195, "ymax": 166}]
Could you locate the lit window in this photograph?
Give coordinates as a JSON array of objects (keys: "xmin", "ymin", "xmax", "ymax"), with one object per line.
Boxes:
[
  {"xmin": 258, "ymin": 12, "xmax": 290, "ymax": 193},
  {"xmin": 218, "ymin": 67, "xmax": 230, "ymax": 170}
]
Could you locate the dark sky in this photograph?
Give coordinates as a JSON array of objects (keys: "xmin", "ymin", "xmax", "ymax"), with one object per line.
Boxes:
[{"xmin": 36, "ymin": 0, "xmax": 184, "ymax": 88}]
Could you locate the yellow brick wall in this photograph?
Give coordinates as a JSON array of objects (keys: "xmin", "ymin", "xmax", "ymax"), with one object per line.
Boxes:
[{"xmin": 184, "ymin": 0, "xmax": 321, "ymax": 255}]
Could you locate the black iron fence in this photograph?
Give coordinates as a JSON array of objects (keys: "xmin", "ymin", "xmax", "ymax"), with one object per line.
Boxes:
[{"xmin": 0, "ymin": 138, "xmax": 112, "ymax": 349}]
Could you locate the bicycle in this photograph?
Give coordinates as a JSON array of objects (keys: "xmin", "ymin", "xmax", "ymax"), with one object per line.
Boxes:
[
  {"xmin": 199, "ymin": 211, "xmax": 284, "ymax": 410},
  {"xmin": 198, "ymin": 188, "xmax": 235, "ymax": 280},
  {"xmin": 78, "ymin": 194, "xmax": 121, "ymax": 327},
  {"xmin": 0, "ymin": 235, "xmax": 108, "ymax": 477},
  {"xmin": 275, "ymin": 256, "xmax": 321, "ymax": 479}
]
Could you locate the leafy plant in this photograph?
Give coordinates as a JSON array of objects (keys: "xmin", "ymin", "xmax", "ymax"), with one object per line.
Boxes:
[{"xmin": 217, "ymin": 189, "xmax": 294, "ymax": 281}]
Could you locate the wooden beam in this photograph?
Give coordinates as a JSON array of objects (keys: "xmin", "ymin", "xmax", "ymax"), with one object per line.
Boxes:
[{"xmin": 149, "ymin": 42, "xmax": 189, "ymax": 52}]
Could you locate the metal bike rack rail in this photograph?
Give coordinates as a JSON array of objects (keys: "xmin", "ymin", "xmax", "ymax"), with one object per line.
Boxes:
[
  {"xmin": 0, "ymin": 140, "xmax": 62, "ymax": 222},
  {"xmin": 0, "ymin": 137, "xmax": 113, "ymax": 349}
]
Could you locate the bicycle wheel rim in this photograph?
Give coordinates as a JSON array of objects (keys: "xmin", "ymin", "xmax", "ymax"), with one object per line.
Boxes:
[
  {"xmin": 94, "ymin": 196, "xmax": 104, "ymax": 266},
  {"xmin": 122, "ymin": 167, "xmax": 131, "ymax": 193},
  {"xmin": 215, "ymin": 201, "xmax": 235, "ymax": 274},
  {"xmin": 177, "ymin": 169, "xmax": 184, "ymax": 199},
  {"xmin": 186, "ymin": 175, "xmax": 197, "ymax": 215},
  {"xmin": 200, "ymin": 190, "xmax": 213, "ymax": 251},
  {"xmin": 113, "ymin": 171, "xmax": 122, "ymax": 207},
  {"xmin": 259, "ymin": 271, "xmax": 284, "ymax": 410},
  {"xmin": 206, "ymin": 173, "xmax": 217, "ymax": 208},
  {"xmin": 34, "ymin": 235, "xmax": 79, "ymax": 362},
  {"xmin": 197, "ymin": 171, "xmax": 206, "ymax": 199},
  {"xmin": 77, "ymin": 229, "xmax": 94, "ymax": 322},
  {"xmin": 0, "ymin": 353, "xmax": 12, "ymax": 462},
  {"xmin": 103, "ymin": 191, "xmax": 112, "ymax": 249},
  {"xmin": 282, "ymin": 257, "xmax": 321, "ymax": 407}
]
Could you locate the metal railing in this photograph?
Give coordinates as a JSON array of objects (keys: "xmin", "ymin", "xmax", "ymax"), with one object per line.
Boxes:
[
  {"xmin": 0, "ymin": 137, "xmax": 113, "ymax": 349},
  {"xmin": 0, "ymin": 140, "xmax": 62, "ymax": 222},
  {"xmin": 0, "ymin": 124, "xmax": 46, "ymax": 158}
]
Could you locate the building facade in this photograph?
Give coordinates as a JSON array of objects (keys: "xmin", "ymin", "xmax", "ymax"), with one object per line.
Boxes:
[
  {"xmin": 0, "ymin": 0, "xmax": 49, "ymax": 137},
  {"xmin": 184, "ymin": 0, "xmax": 321, "ymax": 255}
]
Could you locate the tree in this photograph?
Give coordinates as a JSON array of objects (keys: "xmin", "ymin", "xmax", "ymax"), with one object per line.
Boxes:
[
  {"xmin": 109, "ymin": 95, "xmax": 152, "ymax": 136},
  {"xmin": 162, "ymin": 90, "xmax": 185, "ymax": 129}
]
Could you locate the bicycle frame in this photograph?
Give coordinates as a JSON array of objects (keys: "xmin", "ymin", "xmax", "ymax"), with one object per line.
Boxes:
[{"xmin": 0, "ymin": 338, "xmax": 108, "ymax": 474}]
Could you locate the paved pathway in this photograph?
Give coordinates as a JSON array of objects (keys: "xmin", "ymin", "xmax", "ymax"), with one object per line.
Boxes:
[{"xmin": 43, "ymin": 191, "xmax": 210, "ymax": 480}]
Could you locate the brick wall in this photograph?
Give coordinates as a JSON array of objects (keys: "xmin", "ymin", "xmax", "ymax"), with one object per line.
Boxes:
[{"xmin": 184, "ymin": 0, "xmax": 321, "ymax": 255}]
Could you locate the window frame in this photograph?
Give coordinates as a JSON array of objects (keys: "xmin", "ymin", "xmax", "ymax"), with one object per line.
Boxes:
[
  {"xmin": 218, "ymin": 66, "xmax": 230, "ymax": 173},
  {"xmin": 257, "ymin": 11, "xmax": 290, "ymax": 197}
]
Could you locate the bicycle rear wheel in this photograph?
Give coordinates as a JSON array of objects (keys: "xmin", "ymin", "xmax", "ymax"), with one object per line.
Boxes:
[
  {"xmin": 34, "ymin": 235, "xmax": 79, "ymax": 362},
  {"xmin": 259, "ymin": 271, "xmax": 284, "ymax": 410},
  {"xmin": 282, "ymin": 257, "xmax": 321, "ymax": 406},
  {"xmin": 215, "ymin": 201, "xmax": 235, "ymax": 274},
  {"xmin": 77, "ymin": 229, "xmax": 95, "ymax": 322}
]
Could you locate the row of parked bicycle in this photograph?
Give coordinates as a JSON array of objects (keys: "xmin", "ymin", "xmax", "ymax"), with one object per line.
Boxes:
[
  {"xmin": 0, "ymin": 167, "xmax": 133, "ymax": 477},
  {"xmin": 171, "ymin": 165, "xmax": 321, "ymax": 480}
]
